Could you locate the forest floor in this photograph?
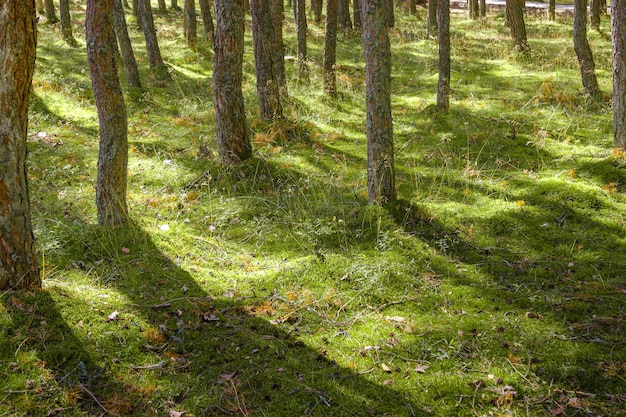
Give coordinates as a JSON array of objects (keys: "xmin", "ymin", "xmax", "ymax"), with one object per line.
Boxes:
[{"xmin": 2, "ymin": 2, "xmax": 625, "ymax": 417}]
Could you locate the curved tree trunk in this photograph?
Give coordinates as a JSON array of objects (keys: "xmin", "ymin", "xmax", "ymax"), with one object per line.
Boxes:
[
  {"xmin": 0, "ymin": 0, "xmax": 40, "ymax": 290},
  {"xmin": 59, "ymin": 0, "xmax": 78, "ymax": 47},
  {"xmin": 437, "ymin": 0, "xmax": 450, "ymax": 110},
  {"xmin": 139, "ymin": 0, "xmax": 170, "ymax": 80},
  {"xmin": 296, "ymin": 0, "xmax": 309, "ymax": 82},
  {"xmin": 113, "ymin": 0, "xmax": 142, "ymax": 89},
  {"xmin": 505, "ymin": 0, "xmax": 530, "ymax": 54},
  {"xmin": 611, "ymin": 0, "xmax": 626, "ymax": 147},
  {"xmin": 250, "ymin": 0, "xmax": 282, "ymax": 120},
  {"xmin": 362, "ymin": 0, "xmax": 395, "ymax": 204},
  {"xmin": 213, "ymin": 0, "xmax": 251, "ymax": 163},
  {"xmin": 86, "ymin": 0, "xmax": 129, "ymax": 226},
  {"xmin": 198, "ymin": 0, "xmax": 214, "ymax": 44},
  {"xmin": 428, "ymin": 0, "xmax": 438, "ymax": 37},
  {"xmin": 184, "ymin": 0, "xmax": 197, "ymax": 50},
  {"xmin": 44, "ymin": 0, "xmax": 58, "ymax": 23},
  {"xmin": 324, "ymin": 0, "xmax": 338, "ymax": 97},
  {"xmin": 573, "ymin": 0, "xmax": 601, "ymax": 97}
]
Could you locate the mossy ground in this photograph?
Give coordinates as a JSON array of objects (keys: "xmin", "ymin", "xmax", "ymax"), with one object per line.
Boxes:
[{"xmin": 2, "ymin": 3, "xmax": 624, "ymax": 416}]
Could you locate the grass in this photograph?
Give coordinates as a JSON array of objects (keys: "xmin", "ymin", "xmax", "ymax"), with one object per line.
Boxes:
[{"xmin": 2, "ymin": 2, "xmax": 625, "ymax": 416}]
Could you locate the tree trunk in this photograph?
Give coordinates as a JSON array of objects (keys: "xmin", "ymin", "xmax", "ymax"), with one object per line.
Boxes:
[
  {"xmin": 409, "ymin": 0, "xmax": 416, "ymax": 15},
  {"xmin": 437, "ymin": 0, "xmax": 450, "ymax": 110},
  {"xmin": 59, "ymin": 0, "xmax": 78, "ymax": 47},
  {"xmin": 296, "ymin": 0, "xmax": 309, "ymax": 82},
  {"xmin": 86, "ymin": 0, "xmax": 130, "ymax": 226},
  {"xmin": 590, "ymin": 0, "xmax": 601, "ymax": 31},
  {"xmin": 184, "ymin": 0, "xmax": 197, "ymax": 50},
  {"xmin": 44, "ymin": 0, "xmax": 59, "ymax": 23},
  {"xmin": 37, "ymin": 0, "xmax": 44, "ymax": 14},
  {"xmin": 171, "ymin": 0, "xmax": 180, "ymax": 10},
  {"xmin": 250, "ymin": 0, "xmax": 282, "ymax": 120},
  {"xmin": 427, "ymin": 0, "xmax": 438, "ymax": 37},
  {"xmin": 139, "ymin": 0, "xmax": 170, "ymax": 80},
  {"xmin": 113, "ymin": 0, "xmax": 142, "ymax": 89},
  {"xmin": 158, "ymin": 0, "xmax": 166, "ymax": 11},
  {"xmin": 339, "ymin": 0, "xmax": 352, "ymax": 33},
  {"xmin": 574, "ymin": 0, "xmax": 601, "ymax": 97},
  {"xmin": 270, "ymin": 0, "xmax": 287, "ymax": 94},
  {"xmin": 198, "ymin": 0, "xmax": 214, "ymax": 44},
  {"xmin": 132, "ymin": 0, "xmax": 138, "ymax": 17},
  {"xmin": 549, "ymin": 0, "xmax": 555, "ymax": 21},
  {"xmin": 386, "ymin": 0, "xmax": 394, "ymax": 27},
  {"xmin": 324, "ymin": 0, "xmax": 338, "ymax": 97},
  {"xmin": 123, "ymin": 0, "xmax": 129, "ymax": 8},
  {"xmin": 479, "ymin": 0, "xmax": 486, "ymax": 18},
  {"xmin": 353, "ymin": 0, "xmax": 362, "ymax": 27},
  {"xmin": 612, "ymin": 0, "xmax": 626, "ymax": 147},
  {"xmin": 505, "ymin": 0, "xmax": 530, "ymax": 54},
  {"xmin": 469, "ymin": 0, "xmax": 479, "ymax": 19},
  {"xmin": 0, "ymin": 0, "xmax": 40, "ymax": 290},
  {"xmin": 312, "ymin": 0, "xmax": 322, "ymax": 23},
  {"xmin": 362, "ymin": 0, "xmax": 395, "ymax": 204},
  {"xmin": 213, "ymin": 0, "xmax": 251, "ymax": 163}
]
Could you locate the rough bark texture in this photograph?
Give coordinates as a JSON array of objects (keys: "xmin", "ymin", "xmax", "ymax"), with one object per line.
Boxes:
[
  {"xmin": 113, "ymin": 0, "xmax": 142, "ymax": 88},
  {"xmin": 296, "ymin": 0, "xmax": 309, "ymax": 82},
  {"xmin": 139, "ymin": 0, "xmax": 170, "ymax": 80},
  {"xmin": 213, "ymin": 0, "xmax": 251, "ymax": 163},
  {"xmin": 324, "ymin": 0, "xmax": 338, "ymax": 97},
  {"xmin": 427, "ymin": 0, "xmax": 438, "ymax": 37},
  {"xmin": 59, "ymin": 0, "xmax": 77, "ymax": 47},
  {"xmin": 362, "ymin": 0, "xmax": 396, "ymax": 204},
  {"xmin": 505, "ymin": 0, "xmax": 530, "ymax": 54},
  {"xmin": 612, "ymin": 0, "xmax": 626, "ymax": 148},
  {"xmin": 353, "ymin": 0, "xmax": 362, "ymax": 27},
  {"xmin": 437, "ymin": 0, "xmax": 450, "ymax": 110},
  {"xmin": 573, "ymin": 0, "xmax": 601, "ymax": 97},
  {"xmin": 44, "ymin": 0, "xmax": 58, "ymax": 23},
  {"xmin": 386, "ymin": 0, "xmax": 394, "ymax": 27},
  {"xmin": 549, "ymin": 0, "xmax": 555, "ymax": 20},
  {"xmin": 0, "ymin": 0, "xmax": 40, "ymax": 290},
  {"xmin": 312, "ymin": 0, "xmax": 322, "ymax": 23},
  {"xmin": 184, "ymin": 0, "xmax": 197, "ymax": 50},
  {"xmin": 198, "ymin": 0, "xmax": 214, "ymax": 44},
  {"xmin": 270, "ymin": 0, "xmax": 286, "ymax": 94},
  {"xmin": 250, "ymin": 0, "xmax": 282, "ymax": 120},
  {"xmin": 86, "ymin": 0, "xmax": 129, "ymax": 226}
]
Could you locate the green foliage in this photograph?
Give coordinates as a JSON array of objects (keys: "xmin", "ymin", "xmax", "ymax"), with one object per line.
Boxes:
[{"xmin": 2, "ymin": 3, "xmax": 624, "ymax": 417}]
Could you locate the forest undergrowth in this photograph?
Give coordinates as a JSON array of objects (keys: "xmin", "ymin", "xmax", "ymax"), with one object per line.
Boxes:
[{"xmin": 1, "ymin": 2, "xmax": 625, "ymax": 416}]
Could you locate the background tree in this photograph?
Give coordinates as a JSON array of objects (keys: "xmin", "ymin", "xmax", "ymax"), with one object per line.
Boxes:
[
  {"xmin": 408, "ymin": 0, "xmax": 416, "ymax": 15},
  {"xmin": 213, "ymin": 0, "xmax": 251, "ymax": 163},
  {"xmin": 44, "ymin": 0, "xmax": 58, "ymax": 23},
  {"xmin": 362, "ymin": 0, "xmax": 396, "ymax": 204},
  {"xmin": 37, "ymin": 0, "xmax": 44, "ymax": 14},
  {"xmin": 437, "ymin": 0, "xmax": 450, "ymax": 110},
  {"xmin": 296, "ymin": 0, "xmax": 309, "ymax": 82},
  {"xmin": 184, "ymin": 0, "xmax": 197, "ymax": 50},
  {"xmin": 86, "ymin": 0, "xmax": 130, "ymax": 226},
  {"xmin": 612, "ymin": 0, "xmax": 626, "ymax": 148},
  {"xmin": 549, "ymin": 0, "xmax": 555, "ymax": 21},
  {"xmin": 573, "ymin": 0, "xmax": 601, "ymax": 97},
  {"xmin": 339, "ymin": 0, "xmax": 353, "ymax": 33},
  {"xmin": 590, "ymin": 0, "xmax": 602, "ymax": 31},
  {"xmin": 505, "ymin": 0, "xmax": 530, "ymax": 54},
  {"xmin": 270, "ymin": 0, "xmax": 287, "ymax": 94},
  {"xmin": 113, "ymin": 0, "xmax": 142, "ymax": 89},
  {"xmin": 250, "ymin": 0, "xmax": 282, "ymax": 120},
  {"xmin": 353, "ymin": 0, "xmax": 362, "ymax": 27},
  {"xmin": 59, "ymin": 0, "xmax": 78, "ymax": 47},
  {"xmin": 0, "ymin": 0, "xmax": 40, "ymax": 290},
  {"xmin": 171, "ymin": 0, "xmax": 180, "ymax": 10},
  {"xmin": 158, "ymin": 0, "xmax": 166, "ymax": 12},
  {"xmin": 469, "ymin": 0, "xmax": 479, "ymax": 20},
  {"xmin": 312, "ymin": 0, "xmax": 323, "ymax": 24},
  {"xmin": 324, "ymin": 0, "xmax": 339, "ymax": 97},
  {"xmin": 198, "ymin": 0, "xmax": 214, "ymax": 44},
  {"xmin": 479, "ymin": 0, "xmax": 486, "ymax": 19},
  {"xmin": 386, "ymin": 0, "xmax": 394, "ymax": 27},
  {"xmin": 139, "ymin": 0, "xmax": 170, "ymax": 81},
  {"xmin": 427, "ymin": 0, "xmax": 438, "ymax": 38}
]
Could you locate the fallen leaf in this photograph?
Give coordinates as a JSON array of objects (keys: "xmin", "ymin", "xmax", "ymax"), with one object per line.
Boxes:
[
  {"xmin": 159, "ymin": 224, "xmax": 171, "ymax": 231},
  {"xmin": 106, "ymin": 311, "xmax": 119, "ymax": 322},
  {"xmin": 414, "ymin": 364, "xmax": 429, "ymax": 373},
  {"xmin": 381, "ymin": 363, "xmax": 392, "ymax": 373},
  {"xmin": 219, "ymin": 372, "xmax": 236, "ymax": 380},
  {"xmin": 385, "ymin": 316, "xmax": 406, "ymax": 323},
  {"xmin": 168, "ymin": 411, "xmax": 185, "ymax": 417}
]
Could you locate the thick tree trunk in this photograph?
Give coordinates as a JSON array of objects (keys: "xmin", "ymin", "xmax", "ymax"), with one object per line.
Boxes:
[
  {"xmin": 296, "ymin": 0, "xmax": 309, "ymax": 82},
  {"xmin": 213, "ymin": 0, "xmax": 251, "ymax": 163},
  {"xmin": 574, "ymin": 0, "xmax": 601, "ymax": 97},
  {"xmin": 505, "ymin": 0, "xmax": 530, "ymax": 54},
  {"xmin": 339, "ymin": 0, "xmax": 352, "ymax": 33},
  {"xmin": 44, "ymin": 0, "xmax": 58, "ymax": 23},
  {"xmin": 354, "ymin": 0, "xmax": 362, "ymax": 27},
  {"xmin": 312, "ymin": 0, "xmax": 322, "ymax": 23},
  {"xmin": 184, "ymin": 0, "xmax": 197, "ymax": 50},
  {"xmin": 549, "ymin": 0, "xmax": 555, "ymax": 21},
  {"xmin": 270, "ymin": 0, "xmax": 287, "ymax": 94},
  {"xmin": 362, "ymin": 0, "xmax": 395, "ymax": 204},
  {"xmin": 0, "ymin": 0, "xmax": 40, "ymax": 290},
  {"xmin": 324, "ymin": 0, "xmax": 338, "ymax": 97},
  {"xmin": 427, "ymin": 0, "xmax": 438, "ymax": 37},
  {"xmin": 590, "ymin": 0, "xmax": 601, "ymax": 31},
  {"xmin": 437, "ymin": 0, "xmax": 450, "ymax": 110},
  {"xmin": 386, "ymin": 0, "xmax": 394, "ymax": 27},
  {"xmin": 139, "ymin": 0, "xmax": 170, "ymax": 80},
  {"xmin": 113, "ymin": 0, "xmax": 142, "ymax": 88},
  {"xmin": 59, "ymin": 0, "xmax": 78, "ymax": 47},
  {"xmin": 198, "ymin": 0, "xmax": 214, "ymax": 44},
  {"xmin": 612, "ymin": 0, "xmax": 626, "ymax": 147},
  {"xmin": 250, "ymin": 0, "xmax": 282, "ymax": 120},
  {"xmin": 86, "ymin": 0, "xmax": 129, "ymax": 226}
]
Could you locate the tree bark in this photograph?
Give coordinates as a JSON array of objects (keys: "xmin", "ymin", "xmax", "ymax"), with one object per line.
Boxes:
[
  {"xmin": 312, "ymin": 0, "xmax": 322, "ymax": 23},
  {"xmin": 409, "ymin": 0, "xmax": 416, "ymax": 15},
  {"xmin": 386, "ymin": 0, "xmax": 394, "ymax": 27},
  {"xmin": 132, "ymin": 0, "xmax": 138, "ymax": 17},
  {"xmin": 198, "ymin": 0, "xmax": 214, "ymax": 44},
  {"xmin": 437, "ymin": 0, "xmax": 450, "ymax": 110},
  {"xmin": 158, "ymin": 0, "xmax": 166, "ymax": 11},
  {"xmin": 548, "ymin": 0, "xmax": 555, "ymax": 21},
  {"xmin": 469, "ymin": 0, "xmax": 479, "ymax": 19},
  {"xmin": 59, "ymin": 0, "xmax": 78, "ymax": 47},
  {"xmin": 171, "ymin": 0, "xmax": 180, "ymax": 10},
  {"xmin": 339, "ymin": 0, "xmax": 352, "ymax": 33},
  {"xmin": 184, "ymin": 0, "xmax": 197, "ymax": 50},
  {"xmin": 37, "ymin": 0, "xmax": 44, "ymax": 14},
  {"xmin": 427, "ymin": 0, "xmax": 438, "ymax": 37},
  {"xmin": 213, "ymin": 0, "xmax": 251, "ymax": 163},
  {"xmin": 138, "ymin": 0, "xmax": 170, "ymax": 80},
  {"xmin": 479, "ymin": 0, "xmax": 486, "ymax": 18},
  {"xmin": 612, "ymin": 0, "xmax": 626, "ymax": 147},
  {"xmin": 270, "ymin": 0, "xmax": 287, "ymax": 94},
  {"xmin": 590, "ymin": 0, "xmax": 601, "ymax": 31},
  {"xmin": 113, "ymin": 0, "xmax": 142, "ymax": 89},
  {"xmin": 0, "ymin": 0, "xmax": 40, "ymax": 290},
  {"xmin": 324, "ymin": 0, "xmax": 338, "ymax": 97},
  {"xmin": 362, "ymin": 0, "xmax": 395, "ymax": 204},
  {"xmin": 353, "ymin": 0, "xmax": 362, "ymax": 27},
  {"xmin": 44, "ymin": 0, "xmax": 58, "ymax": 23},
  {"xmin": 86, "ymin": 0, "xmax": 129, "ymax": 226},
  {"xmin": 505, "ymin": 0, "xmax": 530, "ymax": 54},
  {"xmin": 573, "ymin": 0, "xmax": 601, "ymax": 97},
  {"xmin": 250, "ymin": 0, "xmax": 282, "ymax": 120},
  {"xmin": 296, "ymin": 0, "xmax": 309, "ymax": 82}
]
